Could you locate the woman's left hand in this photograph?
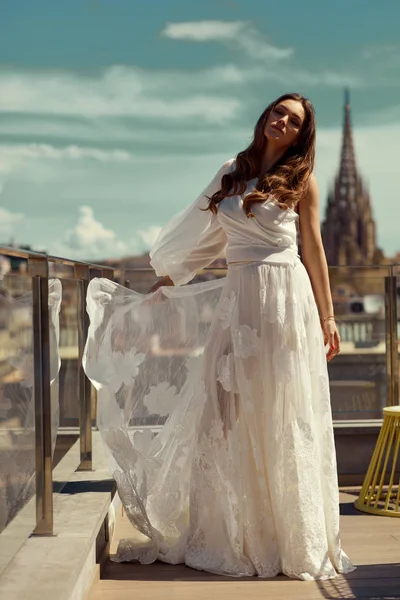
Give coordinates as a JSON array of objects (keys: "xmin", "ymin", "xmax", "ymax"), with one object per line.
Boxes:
[{"xmin": 321, "ymin": 318, "xmax": 341, "ymax": 362}]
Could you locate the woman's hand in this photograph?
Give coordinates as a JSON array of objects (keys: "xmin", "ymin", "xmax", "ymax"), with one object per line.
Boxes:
[
  {"xmin": 148, "ymin": 276, "xmax": 174, "ymax": 294},
  {"xmin": 321, "ymin": 318, "xmax": 341, "ymax": 362},
  {"xmin": 143, "ymin": 276, "xmax": 175, "ymax": 305}
]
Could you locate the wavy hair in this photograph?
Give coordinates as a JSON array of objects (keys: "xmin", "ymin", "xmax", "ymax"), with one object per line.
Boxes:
[{"xmin": 205, "ymin": 93, "xmax": 316, "ymax": 217}]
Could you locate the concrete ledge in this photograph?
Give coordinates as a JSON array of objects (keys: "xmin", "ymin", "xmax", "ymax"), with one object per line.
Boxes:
[{"xmin": 0, "ymin": 432, "xmax": 118, "ymax": 600}]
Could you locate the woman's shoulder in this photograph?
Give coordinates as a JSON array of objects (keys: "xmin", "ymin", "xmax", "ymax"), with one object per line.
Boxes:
[
  {"xmin": 301, "ymin": 172, "xmax": 318, "ymax": 198},
  {"xmin": 305, "ymin": 172, "xmax": 318, "ymax": 198},
  {"xmin": 220, "ymin": 157, "xmax": 236, "ymax": 174},
  {"xmin": 308, "ymin": 172, "xmax": 317, "ymax": 186},
  {"xmin": 297, "ymin": 173, "xmax": 319, "ymax": 211}
]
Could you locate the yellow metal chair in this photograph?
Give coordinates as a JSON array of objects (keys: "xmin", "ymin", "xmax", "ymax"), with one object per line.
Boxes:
[{"xmin": 355, "ymin": 406, "xmax": 400, "ymax": 516}]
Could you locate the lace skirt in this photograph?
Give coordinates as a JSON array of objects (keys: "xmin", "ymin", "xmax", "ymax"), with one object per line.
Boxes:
[{"xmin": 83, "ymin": 258, "xmax": 355, "ymax": 580}]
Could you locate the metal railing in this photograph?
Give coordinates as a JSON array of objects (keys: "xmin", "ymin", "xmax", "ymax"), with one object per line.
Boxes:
[
  {"xmin": 0, "ymin": 246, "xmax": 399, "ymax": 538},
  {"xmin": 1, "ymin": 246, "xmax": 114, "ymax": 536}
]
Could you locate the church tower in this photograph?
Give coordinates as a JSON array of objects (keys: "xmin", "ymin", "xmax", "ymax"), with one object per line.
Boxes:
[{"xmin": 321, "ymin": 90, "xmax": 380, "ymax": 266}]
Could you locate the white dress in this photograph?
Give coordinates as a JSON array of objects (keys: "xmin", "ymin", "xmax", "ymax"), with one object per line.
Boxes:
[{"xmin": 83, "ymin": 158, "xmax": 355, "ymax": 580}]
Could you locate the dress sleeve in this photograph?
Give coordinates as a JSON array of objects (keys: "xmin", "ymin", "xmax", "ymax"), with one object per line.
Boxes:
[{"xmin": 149, "ymin": 158, "xmax": 235, "ymax": 286}]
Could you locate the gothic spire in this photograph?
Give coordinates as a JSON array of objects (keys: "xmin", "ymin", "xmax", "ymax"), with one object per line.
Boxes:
[
  {"xmin": 337, "ymin": 88, "xmax": 358, "ymax": 208},
  {"xmin": 321, "ymin": 90, "xmax": 380, "ymax": 266}
]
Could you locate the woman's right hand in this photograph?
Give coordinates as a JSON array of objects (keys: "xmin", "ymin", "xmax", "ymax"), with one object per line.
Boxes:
[
  {"xmin": 147, "ymin": 276, "xmax": 175, "ymax": 295},
  {"xmin": 321, "ymin": 318, "xmax": 341, "ymax": 362}
]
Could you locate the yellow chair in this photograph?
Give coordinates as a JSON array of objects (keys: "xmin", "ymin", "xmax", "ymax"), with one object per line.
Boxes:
[{"xmin": 355, "ymin": 406, "xmax": 400, "ymax": 517}]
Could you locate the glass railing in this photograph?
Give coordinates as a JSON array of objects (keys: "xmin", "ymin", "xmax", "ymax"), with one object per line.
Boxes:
[
  {"xmin": 0, "ymin": 246, "xmax": 398, "ymax": 546},
  {"xmin": 0, "ymin": 271, "xmax": 35, "ymax": 537},
  {"xmin": 0, "ymin": 247, "xmax": 113, "ymax": 550}
]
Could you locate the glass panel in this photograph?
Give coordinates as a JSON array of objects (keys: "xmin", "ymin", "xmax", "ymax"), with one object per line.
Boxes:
[
  {"xmin": 0, "ymin": 264, "xmax": 37, "ymax": 575},
  {"xmin": 328, "ymin": 265, "xmax": 390, "ymax": 420},
  {"xmin": 0, "ymin": 267, "xmax": 35, "ymax": 538},
  {"xmin": 0, "ymin": 261, "xmax": 62, "ymax": 560},
  {"xmin": 59, "ymin": 278, "xmax": 80, "ymax": 429},
  {"xmin": 49, "ymin": 278, "xmax": 62, "ymax": 465},
  {"xmin": 48, "ymin": 262, "xmax": 81, "ymax": 464},
  {"xmin": 49, "ymin": 264, "xmax": 96, "ymax": 463}
]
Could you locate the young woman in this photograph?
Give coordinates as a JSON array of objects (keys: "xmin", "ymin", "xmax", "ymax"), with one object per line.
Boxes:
[{"xmin": 83, "ymin": 93, "xmax": 355, "ymax": 581}]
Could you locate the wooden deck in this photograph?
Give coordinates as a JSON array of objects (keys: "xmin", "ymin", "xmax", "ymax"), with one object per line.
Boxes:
[{"xmin": 88, "ymin": 490, "xmax": 400, "ymax": 600}]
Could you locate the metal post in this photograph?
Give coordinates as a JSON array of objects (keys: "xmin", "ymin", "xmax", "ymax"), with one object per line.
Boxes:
[
  {"xmin": 75, "ymin": 264, "xmax": 92, "ymax": 470},
  {"xmin": 29, "ymin": 257, "xmax": 53, "ymax": 536},
  {"xmin": 384, "ymin": 274, "xmax": 399, "ymax": 407},
  {"xmin": 120, "ymin": 267, "xmax": 129, "ymax": 288}
]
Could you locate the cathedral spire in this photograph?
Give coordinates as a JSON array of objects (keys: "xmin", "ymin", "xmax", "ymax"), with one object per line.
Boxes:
[
  {"xmin": 321, "ymin": 90, "xmax": 380, "ymax": 266},
  {"xmin": 338, "ymin": 88, "xmax": 358, "ymax": 207}
]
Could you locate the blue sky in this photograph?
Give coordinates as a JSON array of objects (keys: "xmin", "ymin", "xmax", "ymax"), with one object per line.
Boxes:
[{"xmin": 1, "ymin": 0, "xmax": 400, "ymax": 260}]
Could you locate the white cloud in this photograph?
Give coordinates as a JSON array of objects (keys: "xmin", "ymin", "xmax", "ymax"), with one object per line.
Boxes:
[
  {"xmin": 362, "ymin": 43, "xmax": 400, "ymax": 60},
  {"xmin": 58, "ymin": 205, "xmax": 129, "ymax": 259},
  {"xmin": 0, "ymin": 20, "xmax": 363, "ymax": 136},
  {"xmin": 0, "ymin": 113, "xmax": 250, "ymax": 146},
  {"xmin": 51, "ymin": 206, "xmax": 163, "ymax": 260},
  {"xmin": 160, "ymin": 21, "xmax": 363, "ymax": 88},
  {"xmin": 0, "ymin": 68, "xmax": 241, "ymax": 124},
  {"xmin": 0, "ymin": 143, "xmax": 136, "ymax": 176},
  {"xmin": 162, "ymin": 20, "xmax": 245, "ymax": 41},
  {"xmin": 286, "ymin": 68, "xmax": 362, "ymax": 89},
  {"xmin": 161, "ymin": 20, "xmax": 293, "ymax": 61},
  {"xmin": 137, "ymin": 225, "xmax": 162, "ymax": 249}
]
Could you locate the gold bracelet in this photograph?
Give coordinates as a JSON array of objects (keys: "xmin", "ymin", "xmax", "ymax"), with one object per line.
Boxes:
[{"xmin": 320, "ymin": 315, "xmax": 335, "ymax": 323}]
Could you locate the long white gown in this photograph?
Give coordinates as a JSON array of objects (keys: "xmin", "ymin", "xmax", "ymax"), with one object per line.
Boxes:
[{"xmin": 83, "ymin": 158, "xmax": 355, "ymax": 580}]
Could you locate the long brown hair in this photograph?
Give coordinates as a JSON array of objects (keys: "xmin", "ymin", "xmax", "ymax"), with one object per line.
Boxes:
[{"xmin": 205, "ymin": 93, "xmax": 316, "ymax": 217}]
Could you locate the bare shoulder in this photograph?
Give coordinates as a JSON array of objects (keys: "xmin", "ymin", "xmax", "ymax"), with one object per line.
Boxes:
[
  {"xmin": 298, "ymin": 173, "xmax": 319, "ymax": 212},
  {"xmin": 305, "ymin": 173, "xmax": 318, "ymax": 200},
  {"xmin": 298, "ymin": 172, "xmax": 323, "ymax": 249}
]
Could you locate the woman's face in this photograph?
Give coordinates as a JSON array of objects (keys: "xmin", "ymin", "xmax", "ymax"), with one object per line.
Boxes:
[{"xmin": 264, "ymin": 99, "xmax": 305, "ymax": 148}]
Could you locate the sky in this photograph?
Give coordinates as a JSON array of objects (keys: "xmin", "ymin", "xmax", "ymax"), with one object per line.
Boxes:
[{"xmin": 0, "ymin": 0, "xmax": 400, "ymax": 261}]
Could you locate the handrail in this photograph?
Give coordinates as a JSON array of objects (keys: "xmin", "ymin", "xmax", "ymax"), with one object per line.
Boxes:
[{"xmin": 0, "ymin": 245, "xmax": 114, "ymax": 272}]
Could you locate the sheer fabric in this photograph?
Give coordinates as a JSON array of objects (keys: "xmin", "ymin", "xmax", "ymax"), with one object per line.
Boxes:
[
  {"xmin": 83, "ymin": 159, "xmax": 355, "ymax": 580},
  {"xmin": 149, "ymin": 159, "xmax": 234, "ymax": 286}
]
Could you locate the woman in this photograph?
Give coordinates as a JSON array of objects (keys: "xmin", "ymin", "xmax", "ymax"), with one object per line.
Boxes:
[{"xmin": 83, "ymin": 93, "xmax": 355, "ymax": 580}]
